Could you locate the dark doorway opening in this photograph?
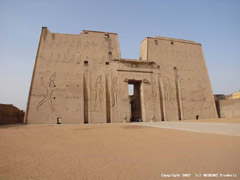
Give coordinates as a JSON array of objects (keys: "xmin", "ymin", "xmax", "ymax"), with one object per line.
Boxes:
[
  {"xmin": 57, "ymin": 117, "xmax": 61, "ymax": 124},
  {"xmin": 128, "ymin": 81, "xmax": 142, "ymax": 122}
]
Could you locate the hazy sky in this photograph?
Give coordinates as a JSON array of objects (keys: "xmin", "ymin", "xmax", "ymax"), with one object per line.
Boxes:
[{"xmin": 0, "ymin": 0, "xmax": 239, "ymax": 110}]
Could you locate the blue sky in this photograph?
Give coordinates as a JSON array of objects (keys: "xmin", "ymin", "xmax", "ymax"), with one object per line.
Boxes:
[{"xmin": 0, "ymin": 0, "xmax": 239, "ymax": 110}]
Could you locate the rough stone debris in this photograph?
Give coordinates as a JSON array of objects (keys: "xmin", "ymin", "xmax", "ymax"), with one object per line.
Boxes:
[
  {"xmin": 25, "ymin": 27, "xmax": 218, "ymax": 124},
  {"xmin": 0, "ymin": 104, "xmax": 25, "ymax": 125}
]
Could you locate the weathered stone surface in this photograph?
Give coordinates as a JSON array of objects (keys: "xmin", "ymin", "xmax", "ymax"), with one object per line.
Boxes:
[
  {"xmin": 218, "ymin": 98, "xmax": 240, "ymax": 118},
  {"xmin": 25, "ymin": 27, "xmax": 217, "ymax": 124}
]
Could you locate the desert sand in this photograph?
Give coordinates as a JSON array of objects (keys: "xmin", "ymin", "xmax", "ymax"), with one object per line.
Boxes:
[
  {"xmin": 184, "ymin": 117, "xmax": 240, "ymax": 124},
  {"xmin": 0, "ymin": 118, "xmax": 239, "ymax": 180}
]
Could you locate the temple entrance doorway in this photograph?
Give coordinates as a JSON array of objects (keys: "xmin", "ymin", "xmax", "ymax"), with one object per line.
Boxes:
[{"xmin": 128, "ymin": 80, "xmax": 142, "ymax": 122}]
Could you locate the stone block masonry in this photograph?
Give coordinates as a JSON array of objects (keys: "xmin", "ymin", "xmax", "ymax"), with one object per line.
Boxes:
[{"xmin": 25, "ymin": 27, "xmax": 217, "ymax": 124}]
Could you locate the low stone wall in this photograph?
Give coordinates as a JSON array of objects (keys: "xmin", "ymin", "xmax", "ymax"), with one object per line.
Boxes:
[
  {"xmin": 218, "ymin": 98, "xmax": 240, "ymax": 118},
  {"xmin": 0, "ymin": 104, "xmax": 25, "ymax": 125}
]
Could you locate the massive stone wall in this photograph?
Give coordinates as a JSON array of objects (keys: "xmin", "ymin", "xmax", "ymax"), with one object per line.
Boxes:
[
  {"xmin": 26, "ymin": 27, "xmax": 217, "ymax": 124},
  {"xmin": 140, "ymin": 36, "xmax": 217, "ymax": 120},
  {"xmin": 218, "ymin": 98, "xmax": 240, "ymax": 118},
  {"xmin": 26, "ymin": 27, "xmax": 121, "ymax": 124}
]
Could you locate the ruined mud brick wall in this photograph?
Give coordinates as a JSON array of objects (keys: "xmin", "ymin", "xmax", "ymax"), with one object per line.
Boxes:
[
  {"xmin": 26, "ymin": 27, "xmax": 217, "ymax": 124},
  {"xmin": 0, "ymin": 104, "xmax": 25, "ymax": 125}
]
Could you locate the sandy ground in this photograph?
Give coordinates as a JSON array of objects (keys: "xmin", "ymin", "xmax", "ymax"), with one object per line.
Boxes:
[
  {"xmin": 184, "ymin": 117, "xmax": 240, "ymax": 124},
  {"xmin": 136, "ymin": 121, "xmax": 240, "ymax": 136},
  {"xmin": 0, "ymin": 119, "xmax": 240, "ymax": 180}
]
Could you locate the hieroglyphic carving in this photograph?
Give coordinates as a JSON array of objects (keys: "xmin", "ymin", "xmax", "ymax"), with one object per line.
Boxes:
[
  {"xmin": 67, "ymin": 54, "xmax": 75, "ymax": 64},
  {"xmin": 83, "ymin": 39, "xmax": 97, "ymax": 49},
  {"xmin": 151, "ymin": 77, "xmax": 157, "ymax": 100},
  {"xmin": 63, "ymin": 38, "xmax": 70, "ymax": 48},
  {"xmin": 56, "ymin": 53, "xmax": 62, "ymax": 66},
  {"xmin": 56, "ymin": 53, "xmax": 67, "ymax": 66},
  {"xmin": 76, "ymin": 53, "xmax": 81, "ymax": 64},
  {"xmin": 111, "ymin": 77, "xmax": 118, "ymax": 106},
  {"xmin": 183, "ymin": 50, "xmax": 188, "ymax": 58},
  {"xmin": 55, "ymin": 38, "xmax": 62, "ymax": 48},
  {"xmin": 76, "ymin": 39, "xmax": 82, "ymax": 49},
  {"xmin": 92, "ymin": 57, "xmax": 105, "ymax": 67},
  {"xmin": 68, "ymin": 39, "xmax": 75, "ymax": 50},
  {"xmin": 64, "ymin": 51, "xmax": 70, "ymax": 62},
  {"xmin": 37, "ymin": 73, "xmax": 56, "ymax": 112},
  {"xmin": 182, "ymin": 81, "xmax": 208, "ymax": 117},
  {"xmin": 93, "ymin": 75, "xmax": 103, "ymax": 111},
  {"xmin": 189, "ymin": 82, "xmax": 206, "ymax": 102},
  {"xmin": 47, "ymin": 53, "xmax": 54, "ymax": 65}
]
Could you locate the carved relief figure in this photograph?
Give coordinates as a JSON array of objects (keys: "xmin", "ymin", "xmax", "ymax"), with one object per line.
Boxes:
[
  {"xmin": 37, "ymin": 73, "xmax": 56, "ymax": 112},
  {"xmin": 93, "ymin": 75, "xmax": 103, "ymax": 111},
  {"xmin": 164, "ymin": 78, "xmax": 175, "ymax": 101},
  {"xmin": 111, "ymin": 77, "xmax": 118, "ymax": 106}
]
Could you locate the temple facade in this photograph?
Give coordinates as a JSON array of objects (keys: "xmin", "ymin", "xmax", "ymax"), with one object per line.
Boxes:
[{"xmin": 25, "ymin": 27, "xmax": 217, "ymax": 124}]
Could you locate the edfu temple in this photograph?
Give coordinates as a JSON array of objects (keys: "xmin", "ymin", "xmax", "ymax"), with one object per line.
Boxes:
[{"xmin": 25, "ymin": 27, "xmax": 218, "ymax": 124}]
